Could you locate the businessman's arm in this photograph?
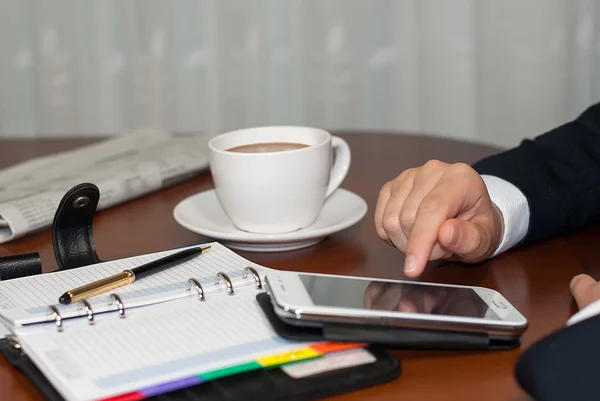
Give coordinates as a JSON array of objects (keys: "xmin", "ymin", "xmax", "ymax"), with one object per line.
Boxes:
[
  {"xmin": 375, "ymin": 102, "xmax": 600, "ymax": 277},
  {"xmin": 515, "ymin": 301, "xmax": 600, "ymax": 401},
  {"xmin": 472, "ymin": 102, "xmax": 600, "ymax": 246},
  {"xmin": 374, "ymin": 103, "xmax": 600, "ymax": 400}
]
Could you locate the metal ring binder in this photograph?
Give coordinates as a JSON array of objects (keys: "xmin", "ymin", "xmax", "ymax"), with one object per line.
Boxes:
[
  {"xmin": 81, "ymin": 299, "xmax": 94, "ymax": 325},
  {"xmin": 109, "ymin": 293, "xmax": 126, "ymax": 318},
  {"xmin": 6, "ymin": 334, "xmax": 21, "ymax": 350},
  {"xmin": 214, "ymin": 272, "xmax": 234, "ymax": 294},
  {"xmin": 48, "ymin": 305, "xmax": 63, "ymax": 332},
  {"xmin": 186, "ymin": 278, "xmax": 205, "ymax": 300},
  {"xmin": 242, "ymin": 267, "xmax": 262, "ymax": 289}
]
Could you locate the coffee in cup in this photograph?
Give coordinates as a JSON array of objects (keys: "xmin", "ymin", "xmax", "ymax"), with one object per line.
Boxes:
[
  {"xmin": 226, "ymin": 142, "xmax": 309, "ymax": 153},
  {"xmin": 208, "ymin": 126, "xmax": 351, "ymax": 234}
]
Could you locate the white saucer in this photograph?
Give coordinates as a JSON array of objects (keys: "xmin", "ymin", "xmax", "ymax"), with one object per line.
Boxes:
[{"xmin": 173, "ymin": 188, "xmax": 368, "ymax": 252}]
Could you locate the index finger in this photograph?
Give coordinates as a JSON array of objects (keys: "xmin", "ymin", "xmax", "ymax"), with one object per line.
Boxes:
[{"xmin": 403, "ymin": 174, "xmax": 473, "ymax": 277}]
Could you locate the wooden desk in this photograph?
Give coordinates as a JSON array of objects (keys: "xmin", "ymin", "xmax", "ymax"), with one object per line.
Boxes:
[{"xmin": 0, "ymin": 133, "xmax": 593, "ymax": 401}]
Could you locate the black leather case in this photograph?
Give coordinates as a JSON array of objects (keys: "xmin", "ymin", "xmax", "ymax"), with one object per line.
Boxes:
[
  {"xmin": 0, "ymin": 252, "xmax": 42, "ymax": 280},
  {"xmin": 257, "ymin": 293, "xmax": 521, "ymax": 350}
]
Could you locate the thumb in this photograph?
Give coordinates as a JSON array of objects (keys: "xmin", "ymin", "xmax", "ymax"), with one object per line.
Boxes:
[
  {"xmin": 570, "ymin": 274, "xmax": 599, "ymax": 310},
  {"xmin": 438, "ymin": 219, "xmax": 492, "ymax": 261}
]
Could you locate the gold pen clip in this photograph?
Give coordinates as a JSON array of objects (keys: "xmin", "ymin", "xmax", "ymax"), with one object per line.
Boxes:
[{"xmin": 66, "ymin": 270, "xmax": 135, "ymax": 304}]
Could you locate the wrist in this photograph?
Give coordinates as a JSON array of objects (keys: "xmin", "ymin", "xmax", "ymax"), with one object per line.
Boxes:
[
  {"xmin": 480, "ymin": 174, "xmax": 530, "ymax": 257},
  {"xmin": 490, "ymin": 202, "xmax": 505, "ymax": 257}
]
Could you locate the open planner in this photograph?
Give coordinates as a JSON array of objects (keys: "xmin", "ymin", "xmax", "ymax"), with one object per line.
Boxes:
[{"xmin": 0, "ymin": 242, "xmax": 362, "ymax": 401}]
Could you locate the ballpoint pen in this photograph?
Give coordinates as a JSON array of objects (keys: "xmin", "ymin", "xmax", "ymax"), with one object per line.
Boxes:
[{"xmin": 58, "ymin": 244, "xmax": 211, "ymax": 305}]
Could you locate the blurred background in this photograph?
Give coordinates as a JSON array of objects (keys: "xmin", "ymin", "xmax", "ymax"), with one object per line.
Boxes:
[{"xmin": 1, "ymin": 0, "xmax": 599, "ymax": 147}]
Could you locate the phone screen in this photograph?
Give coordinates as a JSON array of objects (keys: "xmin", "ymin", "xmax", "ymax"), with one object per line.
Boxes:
[{"xmin": 298, "ymin": 274, "xmax": 500, "ymax": 320}]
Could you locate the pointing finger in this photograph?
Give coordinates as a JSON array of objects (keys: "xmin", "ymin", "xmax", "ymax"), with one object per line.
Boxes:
[{"xmin": 404, "ymin": 174, "xmax": 476, "ymax": 277}]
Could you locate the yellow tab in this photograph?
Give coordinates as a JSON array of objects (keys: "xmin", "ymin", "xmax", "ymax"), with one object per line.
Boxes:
[{"xmin": 257, "ymin": 347, "xmax": 322, "ymax": 367}]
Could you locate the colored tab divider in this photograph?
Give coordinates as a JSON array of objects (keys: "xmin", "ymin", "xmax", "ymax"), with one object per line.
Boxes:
[
  {"xmin": 256, "ymin": 346, "xmax": 321, "ymax": 368},
  {"xmin": 98, "ymin": 342, "xmax": 366, "ymax": 401}
]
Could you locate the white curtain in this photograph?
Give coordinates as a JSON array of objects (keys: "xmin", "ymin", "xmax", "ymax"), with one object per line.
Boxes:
[{"xmin": 1, "ymin": 0, "xmax": 599, "ymax": 148}]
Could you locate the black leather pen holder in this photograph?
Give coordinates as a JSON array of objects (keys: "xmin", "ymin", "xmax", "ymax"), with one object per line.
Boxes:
[
  {"xmin": 51, "ymin": 182, "xmax": 103, "ymax": 270},
  {"xmin": 256, "ymin": 292, "xmax": 521, "ymax": 350},
  {"xmin": 0, "ymin": 182, "xmax": 104, "ymax": 280}
]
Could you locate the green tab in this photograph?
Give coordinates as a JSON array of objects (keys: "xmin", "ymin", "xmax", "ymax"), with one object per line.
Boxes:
[{"xmin": 199, "ymin": 361, "xmax": 262, "ymax": 381}]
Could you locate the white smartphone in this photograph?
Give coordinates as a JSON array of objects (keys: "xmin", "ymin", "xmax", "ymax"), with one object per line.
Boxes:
[{"xmin": 265, "ymin": 271, "xmax": 528, "ymax": 339}]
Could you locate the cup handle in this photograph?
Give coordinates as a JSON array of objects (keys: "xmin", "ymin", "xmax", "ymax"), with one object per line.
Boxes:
[{"xmin": 326, "ymin": 136, "xmax": 351, "ymax": 197}]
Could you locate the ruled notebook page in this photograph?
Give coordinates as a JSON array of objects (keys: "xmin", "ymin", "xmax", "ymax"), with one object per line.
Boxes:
[
  {"xmin": 0, "ymin": 242, "xmax": 271, "ymax": 326},
  {"xmin": 17, "ymin": 290, "xmax": 309, "ymax": 401}
]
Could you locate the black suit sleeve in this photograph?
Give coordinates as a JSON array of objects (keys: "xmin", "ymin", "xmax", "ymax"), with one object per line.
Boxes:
[
  {"xmin": 472, "ymin": 103, "xmax": 600, "ymax": 245},
  {"xmin": 515, "ymin": 314, "xmax": 600, "ymax": 401}
]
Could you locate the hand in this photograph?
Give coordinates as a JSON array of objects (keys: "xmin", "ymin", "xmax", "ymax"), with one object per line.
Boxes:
[
  {"xmin": 570, "ymin": 274, "xmax": 600, "ymax": 310},
  {"xmin": 375, "ymin": 160, "xmax": 505, "ymax": 277}
]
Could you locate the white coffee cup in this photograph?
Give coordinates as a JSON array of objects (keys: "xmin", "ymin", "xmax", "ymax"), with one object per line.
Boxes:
[{"xmin": 208, "ymin": 126, "xmax": 351, "ymax": 234}]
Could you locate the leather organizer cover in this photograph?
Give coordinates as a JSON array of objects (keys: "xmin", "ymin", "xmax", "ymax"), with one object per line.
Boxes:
[
  {"xmin": 0, "ymin": 182, "xmax": 403, "ymax": 401},
  {"xmin": 0, "ymin": 338, "xmax": 401, "ymax": 401}
]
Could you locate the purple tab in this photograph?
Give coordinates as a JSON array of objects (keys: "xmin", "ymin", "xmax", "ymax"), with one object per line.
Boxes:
[{"xmin": 141, "ymin": 376, "xmax": 204, "ymax": 397}]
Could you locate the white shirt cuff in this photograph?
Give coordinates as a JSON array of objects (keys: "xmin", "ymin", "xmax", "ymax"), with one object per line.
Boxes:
[
  {"xmin": 479, "ymin": 174, "xmax": 600, "ymax": 328},
  {"xmin": 567, "ymin": 299, "xmax": 600, "ymax": 326},
  {"xmin": 480, "ymin": 175, "xmax": 530, "ymax": 256}
]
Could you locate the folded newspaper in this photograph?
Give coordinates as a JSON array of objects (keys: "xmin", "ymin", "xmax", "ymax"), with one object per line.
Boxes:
[{"xmin": 0, "ymin": 128, "xmax": 212, "ymax": 243}]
